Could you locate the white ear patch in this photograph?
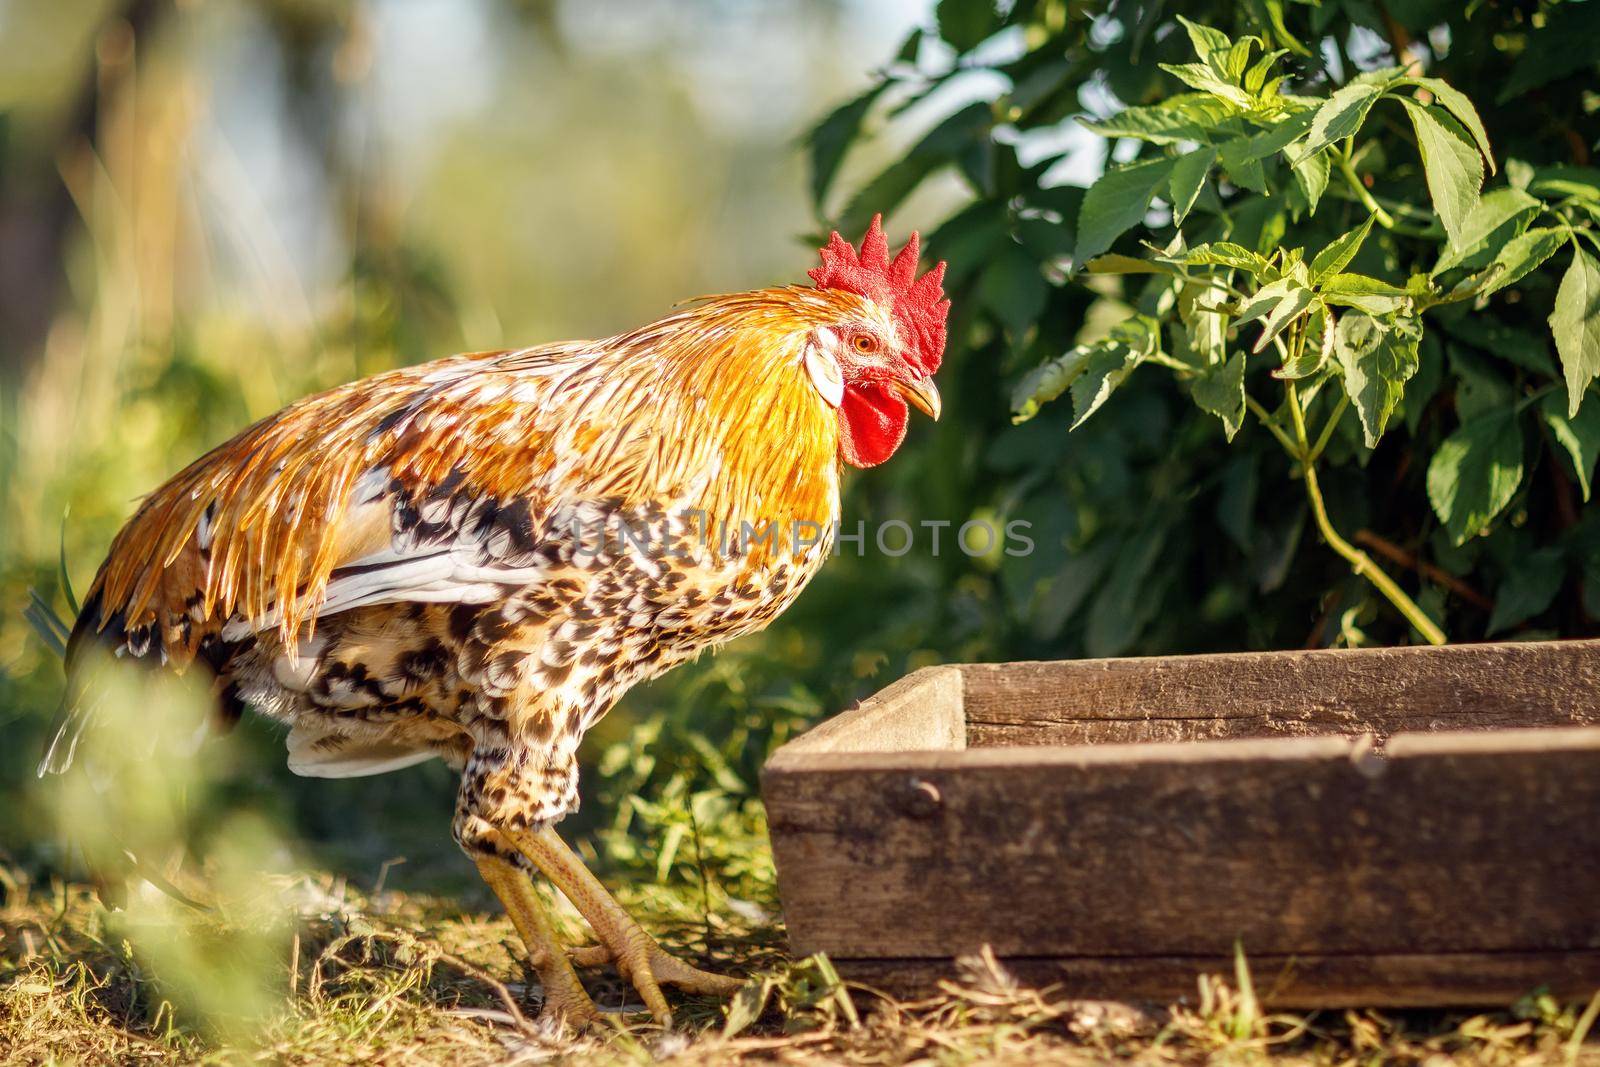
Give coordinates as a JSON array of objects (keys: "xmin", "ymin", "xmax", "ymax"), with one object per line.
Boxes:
[{"xmin": 805, "ymin": 334, "xmax": 844, "ymax": 408}]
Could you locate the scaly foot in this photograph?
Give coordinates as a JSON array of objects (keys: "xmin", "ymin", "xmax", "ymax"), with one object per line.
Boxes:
[
  {"xmin": 474, "ymin": 853, "xmax": 601, "ymax": 1029},
  {"xmin": 512, "ymin": 826, "xmax": 742, "ymax": 1024}
]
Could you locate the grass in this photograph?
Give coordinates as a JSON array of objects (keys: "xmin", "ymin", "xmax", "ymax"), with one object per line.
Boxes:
[{"xmin": 3, "ymin": 857, "xmax": 1598, "ymax": 1066}]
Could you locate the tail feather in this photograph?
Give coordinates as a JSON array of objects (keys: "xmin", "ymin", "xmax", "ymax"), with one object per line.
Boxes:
[
  {"xmin": 36, "ymin": 589, "xmax": 114, "ymax": 777},
  {"xmin": 37, "ymin": 687, "xmax": 107, "ymax": 777}
]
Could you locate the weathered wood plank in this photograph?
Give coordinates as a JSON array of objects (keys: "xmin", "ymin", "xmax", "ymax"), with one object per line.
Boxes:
[
  {"xmin": 838, "ymin": 950, "xmax": 1600, "ymax": 1008},
  {"xmin": 766, "ymin": 726, "xmax": 1600, "ymax": 961},
  {"xmin": 958, "ymin": 640, "xmax": 1600, "ymax": 747},
  {"xmin": 764, "ymin": 665, "xmax": 963, "ymax": 771}
]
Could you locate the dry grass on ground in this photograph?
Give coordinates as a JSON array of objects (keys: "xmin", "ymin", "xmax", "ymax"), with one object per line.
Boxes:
[{"xmin": 1, "ymin": 864, "xmax": 1597, "ymax": 1066}]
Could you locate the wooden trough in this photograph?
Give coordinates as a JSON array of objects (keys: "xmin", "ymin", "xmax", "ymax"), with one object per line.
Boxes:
[{"xmin": 762, "ymin": 640, "xmax": 1600, "ymax": 1007}]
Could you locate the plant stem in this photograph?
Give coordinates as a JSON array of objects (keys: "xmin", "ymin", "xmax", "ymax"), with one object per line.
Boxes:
[
  {"xmin": 1332, "ymin": 142, "xmax": 1438, "ymax": 236},
  {"xmin": 1308, "ymin": 393, "xmax": 1349, "ymax": 462},
  {"xmin": 1285, "ymin": 381, "xmax": 1447, "ymax": 645},
  {"xmin": 1245, "ymin": 394, "xmax": 1300, "ymax": 454},
  {"xmin": 1335, "ymin": 145, "xmax": 1395, "ymax": 229}
]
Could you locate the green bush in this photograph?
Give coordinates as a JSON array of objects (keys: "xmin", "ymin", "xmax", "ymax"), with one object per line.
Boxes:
[{"xmin": 816, "ymin": 0, "xmax": 1600, "ymax": 650}]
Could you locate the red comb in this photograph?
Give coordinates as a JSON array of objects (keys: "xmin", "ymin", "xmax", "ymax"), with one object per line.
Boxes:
[{"xmin": 809, "ymin": 214, "xmax": 948, "ymax": 375}]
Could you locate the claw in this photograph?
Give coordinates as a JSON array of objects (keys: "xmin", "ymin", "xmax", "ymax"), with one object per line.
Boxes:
[
  {"xmin": 602, "ymin": 924, "xmax": 743, "ymax": 1024},
  {"xmin": 510, "ymin": 825, "xmax": 743, "ymax": 1025}
]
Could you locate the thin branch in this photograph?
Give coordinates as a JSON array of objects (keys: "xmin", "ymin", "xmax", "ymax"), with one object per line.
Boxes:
[
  {"xmin": 1308, "ymin": 393, "xmax": 1350, "ymax": 463},
  {"xmin": 1285, "ymin": 381, "xmax": 1448, "ymax": 645},
  {"xmin": 1335, "ymin": 143, "xmax": 1397, "ymax": 231},
  {"xmin": 1245, "ymin": 394, "xmax": 1299, "ymax": 454},
  {"xmin": 1352, "ymin": 529, "xmax": 1493, "ymax": 611}
]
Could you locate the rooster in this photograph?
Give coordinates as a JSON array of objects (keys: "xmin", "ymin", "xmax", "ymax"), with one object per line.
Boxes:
[{"xmin": 39, "ymin": 217, "xmax": 947, "ymax": 1026}]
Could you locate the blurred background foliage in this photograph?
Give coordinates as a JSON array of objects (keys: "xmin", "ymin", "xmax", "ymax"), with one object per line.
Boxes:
[{"xmin": 3, "ymin": 0, "xmax": 1599, "ymax": 911}]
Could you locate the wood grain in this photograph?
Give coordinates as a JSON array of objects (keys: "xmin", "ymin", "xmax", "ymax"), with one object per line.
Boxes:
[
  {"xmin": 764, "ymin": 641, "xmax": 1600, "ymax": 1006},
  {"xmin": 764, "ymin": 665, "xmax": 963, "ymax": 770},
  {"xmin": 958, "ymin": 640, "xmax": 1600, "ymax": 747},
  {"xmin": 838, "ymin": 950, "xmax": 1600, "ymax": 1008},
  {"xmin": 767, "ymin": 727, "xmax": 1600, "ymax": 959}
]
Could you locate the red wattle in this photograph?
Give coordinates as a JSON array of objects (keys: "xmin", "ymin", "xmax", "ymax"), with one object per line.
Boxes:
[{"xmin": 837, "ymin": 384, "xmax": 908, "ymax": 468}]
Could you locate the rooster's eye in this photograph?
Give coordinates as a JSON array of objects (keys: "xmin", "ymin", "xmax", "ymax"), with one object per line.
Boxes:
[{"xmin": 852, "ymin": 334, "xmax": 878, "ymax": 355}]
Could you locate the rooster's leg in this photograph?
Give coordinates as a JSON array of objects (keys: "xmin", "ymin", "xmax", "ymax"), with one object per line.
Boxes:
[
  {"xmin": 474, "ymin": 851, "xmax": 600, "ymax": 1027},
  {"xmin": 508, "ymin": 825, "xmax": 742, "ymax": 1024}
]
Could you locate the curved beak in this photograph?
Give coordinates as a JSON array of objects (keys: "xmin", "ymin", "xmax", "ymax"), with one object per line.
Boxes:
[{"xmin": 893, "ymin": 375, "xmax": 942, "ymax": 421}]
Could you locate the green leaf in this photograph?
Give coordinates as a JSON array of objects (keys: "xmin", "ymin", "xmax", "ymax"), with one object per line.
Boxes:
[
  {"xmin": 1478, "ymin": 226, "xmax": 1571, "ymax": 299},
  {"xmin": 1541, "ymin": 391, "xmax": 1600, "ymax": 502},
  {"xmin": 1550, "ymin": 246, "xmax": 1600, "ymax": 417},
  {"xmin": 1397, "ymin": 76, "xmax": 1495, "ymax": 175},
  {"xmin": 1229, "ymin": 196, "xmax": 1287, "ymax": 253},
  {"xmin": 1235, "ymin": 276, "xmax": 1296, "ymax": 324},
  {"xmin": 1427, "ymin": 409, "xmax": 1525, "ymax": 546},
  {"xmin": 1078, "ymin": 95, "xmax": 1238, "ymax": 145},
  {"xmin": 1426, "ymin": 263, "xmax": 1507, "ymax": 308},
  {"xmin": 1251, "ymin": 284, "xmax": 1314, "ymax": 354},
  {"xmin": 1335, "ymin": 312, "xmax": 1421, "ymax": 446},
  {"xmin": 1032, "ymin": 541, "xmax": 1115, "ymax": 638},
  {"xmin": 1400, "ymin": 99, "xmax": 1483, "ymax": 247},
  {"xmin": 1221, "ymin": 39, "xmax": 1260, "ymax": 84},
  {"xmin": 1084, "ymin": 253, "xmax": 1177, "ymax": 276},
  {"xmin": 1017, "ymin": 215, "xmax": 1075, "ymax": 260},
  {"xmin": 1291, "ymin": 148, "xmax": 1330, "ymax": 214},
  {"xmin": 1181, "ymin": 242, "xmax": 1270, "ymax": 272},
  {"xmin": 1277, "ymin": 302, "xmax": 1332, "ymax": 379},
  {"xmin": 1221, "ymin": 150, "xmax": 1269, "ymax": 194},
  {"xmin": 722, "ymin": 978, "xmax": 775, "ymax": 1038},
  {"xmin": 1011, "ymin": 317, "xmax": 1159, "ymax": 425},
  {"xmin": 1217, "ymin": 452, "xmax": 1259, "ymax": 549},
  {"xmin": 1071, "ymin": 345, "xmax": 1143, "ymax": 429},
  {"xmin": 1437, "ymin": 312, "xmax": 1556, "ymax": 377},
  {"xmin": 1450, "ymin": 345, "xmax": 1516, "ymax": 422},
  {"xmin": 1251, "ymin": 0, "xmax": 1312, "ymax": 57},
  {"xmin": 1528, "ymin": 165, "xmax": 1600, "ymax": 205},
  {"xmin": 1243, "ymin": 46, "xmax": 1290, "ymax": 92},
  {"xmin": 1487, "ymin": 549, "xmax": 1564, "ymax": 636},
  {"xmin": 1405, "ymin": 332, "xmax": 1444, "ymax": 434},
  {"xmin": 1318, "ymin": 272, "xmax": 1411, "ymax": 314},
  {"xmin": 1085, "ymin": 522, "xmax": 1169, "ymax": 658},
  {"xmin": 1177, "ymin": 15, "xmax": 1234, "ymax": 65},
  {"xmin": 928, "ymin": 200, "xmax": 1011, "ymax": 287},
  {"xmin": 1160, "ymin": 63, "xmax": 1254, "ymax": 108},
  {"xmin": 1498, "ymin": 0, "xmax": 1600, "ymax": 102},
  {"xmin": 979, "ymin": 244, "xmax": 1048, "ymax": 335},
  {"xmin": 807, "ymin": 83, "xmax": 887, "ymax": 210},
  {"xmin": 1011, "ymin": 347, "xmax": 1091, "ymax": 423},
  {"xmin": 937, "ymin": 0, "xmax": 1000, "ymax": 52},
  {"xmin": 1324, "ymin": 293, "xmax": 1408, "ymax": 316},
  {"xmin": 1168, "ymin": 146, "xmax": 1217, "ymax": 225},
  {"xmin": 1070, "ymin": 316, "xmax": 1161, "ymax": 429},
  {"xmin": 1219, "ymin": 110, "xmax": 1314, "ymax": 168},
  {"xmin": 1192, "ymin": 352, "xmax": 1247, "ymax": 440},
  {"xmin": 1321, "ymin": 272, "xmax": 1412, "ymax": 297},
  {"xmin": 836, "ymin": 103, "xmax": 995, "ymax": 233},
  {"xmin": 894, "ymin": 27, "xmax": 922, "ymax": 63},
  {"xmin": 1182, "ymin": 284, "xmax": 1229, "ymax": 366},
  {"xmin": 1431, "ymin": 187, "xmax": 1541, "ymax": 276},
  {"xmin": 1295, "ymin": 81, "xmax": 1383, "ymax": 162},
  {"xmin": 1074, "ymin": 156, "xmax": 1178, "ymax": 266},
  {"xmin": 1311, "ymin": 216, "xmax": 1375, "ymax": 282}
]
